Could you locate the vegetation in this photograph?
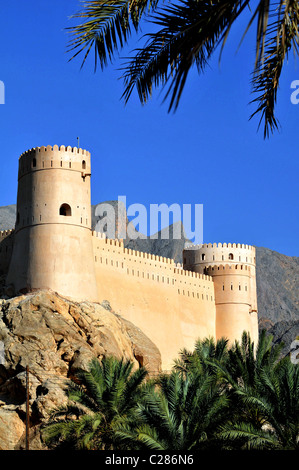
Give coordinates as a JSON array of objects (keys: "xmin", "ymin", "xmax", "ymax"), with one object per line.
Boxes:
[
  {"xmin": 43, "ymin": 331, "xmax": 299, "ymax": 450},
  {"xmin": 67, "ymin": 0, "xmax": 299, "ymax": 138}
]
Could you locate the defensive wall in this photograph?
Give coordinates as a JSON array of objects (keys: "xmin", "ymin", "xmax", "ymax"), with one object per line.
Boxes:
[
  {"xmin": 0, "ymin": 145, "xmax": 259, "ymax": 371},
  {"xmin": 6, "ymin": 145, "xmax": 98, "ymax": 302},
  {"xmin": 92, "ymin": 232, "xmax": 216, "ymax": 370},
  {"xmin": 0, "ymin": 230, "xmax": 14, "ymax": 275},
  {"xmin": 183, "ymin": 243, "xmax": 258, "ymax": 346}
]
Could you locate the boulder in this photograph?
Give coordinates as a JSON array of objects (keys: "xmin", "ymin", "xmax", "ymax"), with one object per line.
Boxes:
[{"xmin": 0, "ymin": 290, "xmax": 161, "ymax": 449}]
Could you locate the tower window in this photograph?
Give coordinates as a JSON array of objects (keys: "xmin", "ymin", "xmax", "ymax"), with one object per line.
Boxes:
[
  {"xmin": 82, "ymin": 160, "xmax": 86, "ymax": 169},
  {"xmin": 228, "ymin": 253, "xmax": 234, "ymax": 260},
  {"xmin": 32, "ymin": 158, "xmax": 37, "ymax": 168},
  {"xmin": 59, "ymin": 203, "xmax": 72, "ymax": 216},
  {"xmin": 201, "ymin": 253, "xmax": 205, "ymax": 261}
]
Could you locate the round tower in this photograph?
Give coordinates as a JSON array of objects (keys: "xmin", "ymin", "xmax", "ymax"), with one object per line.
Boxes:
[
  {"xmin": 6, "ymin": 145, "xmax": 98, "ymax": 302},
  {"xmin": 183, "ymin": 243, "xmax": 258, "ymax": 346}
]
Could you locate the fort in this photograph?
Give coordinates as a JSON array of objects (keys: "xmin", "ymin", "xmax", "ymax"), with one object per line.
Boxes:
[{"xmin": 0, "ymin": 145, "xmax": 259, "ymax": 370}]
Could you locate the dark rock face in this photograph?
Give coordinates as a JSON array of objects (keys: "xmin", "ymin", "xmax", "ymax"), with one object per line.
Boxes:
[
  {"xmin": 256, "ymin": 246, "xmax": 299, "ymax": 324},
  {"xmin": 0, "ymin": 205, "xmax": 16, "ymax": 231}
]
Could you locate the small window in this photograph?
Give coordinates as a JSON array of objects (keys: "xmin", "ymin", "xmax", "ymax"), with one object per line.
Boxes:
[
  {"xmin": 228, "ymin": 253, "xmax": 234, "ymax": 260},
  {"xmin": 32, "ymin": 158, "xmax": 37, "ymax": 168},
  {"xmin": 82, "ymin": 160, "xmax": 86, "ymax": 169},
  {"xmin": 201, "ymin": 253, "xmax": 205, "ymax": 261},
  {"xmin": 59, "ymin": 203, "xmax": 72, "ymax": 216}
]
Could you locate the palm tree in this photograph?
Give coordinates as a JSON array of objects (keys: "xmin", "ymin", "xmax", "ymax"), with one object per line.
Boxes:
[
  {"xmin": 116, "ymin": 370, "xmax": 230, "ymax": 450},
  {"xmin": 174, "ymin": 336, "xmax": 229, "ymax": 378},
  {"xmin": 42, "ymin": 356, "xmax": 149, "ymax": 450},
  {"xmin": 67, "ymin": 0, "xmax": 299, "ymax": 138},
  {"xmin": 219, "ymin": 358, "xmax": 299, "ymax": 449},
  {"xmin": 219, "ymin": 330, "xmax": 283, "ymax": 390}
]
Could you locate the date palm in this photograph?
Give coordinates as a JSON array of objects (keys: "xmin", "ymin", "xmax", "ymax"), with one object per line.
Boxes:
[
  {"xmin": 219, "ymin": 358, "xmax": 299, "ymax": 449},
  {"xmin": 42, "ymin": 356, "xmax": 149, "ymax": 450},
  {"xmin": 174, "ymin": 336, "xmax": 229, "ymax": 378},
  {"xmin": 115, "ymin": 370, "xmax": 230, "ymax": 450},
  {"xmin": 67, "ymin": 0, "xmax": 299, "ymax": 138}
]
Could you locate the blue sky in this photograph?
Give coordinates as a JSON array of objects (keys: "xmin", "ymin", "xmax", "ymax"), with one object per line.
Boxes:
[{"xmin": 0, "ymin": 1, "xmax": 298, "ymax": 256}]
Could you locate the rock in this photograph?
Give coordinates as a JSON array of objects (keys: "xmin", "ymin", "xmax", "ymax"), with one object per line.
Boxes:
[
  {"xmin": 0, "ymin": 289, "xmax": 162, "ymax": 449},
  {"xmin": 256, "ymin": 247, "xmax": 299, "ymax": 324},
  {"xmin": 0, "ymin": 409, "xmax": 25, "ymax": 450},
  {"xmin": 266, "ymin": 320, "xmax": 299, "ymax": 358}
]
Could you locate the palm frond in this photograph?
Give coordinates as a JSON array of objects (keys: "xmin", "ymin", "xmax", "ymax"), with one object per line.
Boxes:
[
  {"xmin": 121, "ymin": 0, "xmax": 252, "ymax": 110},
  {"xmin": 67, "ymin": 0, "xmax": 160, "ymax": 70},
  {"xmin": 250, "ymin": 0, "xmax": 299, "ymax": 137}
]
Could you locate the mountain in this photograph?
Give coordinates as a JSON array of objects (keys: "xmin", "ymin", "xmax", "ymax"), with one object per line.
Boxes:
[
  {"xmin": 0, "ymin": 205, "xmax": 16, "ymax": 231},
  {"xmin": 1, "ymin": 202, "xmax": 298, "ymax": 351}
]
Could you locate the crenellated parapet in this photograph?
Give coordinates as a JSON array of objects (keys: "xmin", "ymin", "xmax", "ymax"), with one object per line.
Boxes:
[
  {"xmin": 183, "ymin": 242, "xmax": 256, "ymax": 268},
  {"xmin": 18, "ymin": 145, "xmax": 91, "ymax": 179},
  {"xmin": 187, "ymin": 242, "xmax": 255, "ymax": 251},
  {"xmin": 0, "ymin": 229, "xmax": 15, "ymax": 275},
  {"xmin": 0, "ymin": 229, "xmax": 15, "ymax": 241},
  {"xmin": 92, "ymin": 232, "xmax": 214, "ymax": 299}
]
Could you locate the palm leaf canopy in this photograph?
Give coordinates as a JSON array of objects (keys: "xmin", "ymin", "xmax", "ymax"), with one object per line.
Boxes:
[{"xmin": 68, "ymin": 0, "xmax": 299, "ymax": 137}]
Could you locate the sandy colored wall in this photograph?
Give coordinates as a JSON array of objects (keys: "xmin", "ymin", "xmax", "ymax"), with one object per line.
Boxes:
[
  {"xmin": 183, "ymin": 243, "xmax": 259, "ymax": 347},
  {"xmin": 6, "ymin": 146, "xmax": 98, "ymax": 301},
  {"xmin": 93, "ymin": 234, "xmax": 216, "ymax": 370},
  {"xmin": 0, "ymin": 230, "xmax": 14, "ymax": 275},
  {"xmin": 206, "ymin": 264, "xmax": 258, "ymax": 344}
]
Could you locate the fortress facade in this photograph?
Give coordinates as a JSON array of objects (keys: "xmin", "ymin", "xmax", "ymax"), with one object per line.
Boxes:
[{"xmin": 0, "ymin": 145, "xmax": 259, "ymax": 369}]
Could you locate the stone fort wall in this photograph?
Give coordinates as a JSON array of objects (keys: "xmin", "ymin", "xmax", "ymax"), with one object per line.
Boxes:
[
  {"xmin": 0, "ymin": 230, "xmax": 14, "ymax": 275},
  {"xmin": 0, "ymin": 145, "xmax": 259, "ymax": 371},
  {"xmin": 92, "ymin": 232, "xmax": 216, "ymax": 370}
]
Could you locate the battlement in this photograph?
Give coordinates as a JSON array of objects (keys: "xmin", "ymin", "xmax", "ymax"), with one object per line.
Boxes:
[
  {"xmin": 185, "ymin": 243, "xmax": 255, "ymax": 251},
  {"xmin": 19, "ymin": 145, "xmax": 90, "ymax": 159},
  {"xmin": 0, "ymin": 229, "xmax": 14, "ymax": 241},
  {"xmin": 92, "ymin": 232, "xmax": 212, "ymax": 282},
  {"xmin": 18, "ymin": 145, "xmax": 92, "ymax": 179}
]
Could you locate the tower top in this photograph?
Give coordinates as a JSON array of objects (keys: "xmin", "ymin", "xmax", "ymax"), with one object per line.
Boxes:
[
  {"xmin": 18, "ymin": 145, "xmax": 91, "ymax": 180},
  {"xmin": 19, "ymin": 145, "xmax": 91, "ymax": 160},
  {"xmin": 183, "ymin": 242, "xmax": 256, "ymax": 268}
]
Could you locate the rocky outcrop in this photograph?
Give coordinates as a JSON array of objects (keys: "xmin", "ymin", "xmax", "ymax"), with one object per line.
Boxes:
[{"xmin": 0, "ymin": 290, "xmax": 161, "ymax": 450}]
